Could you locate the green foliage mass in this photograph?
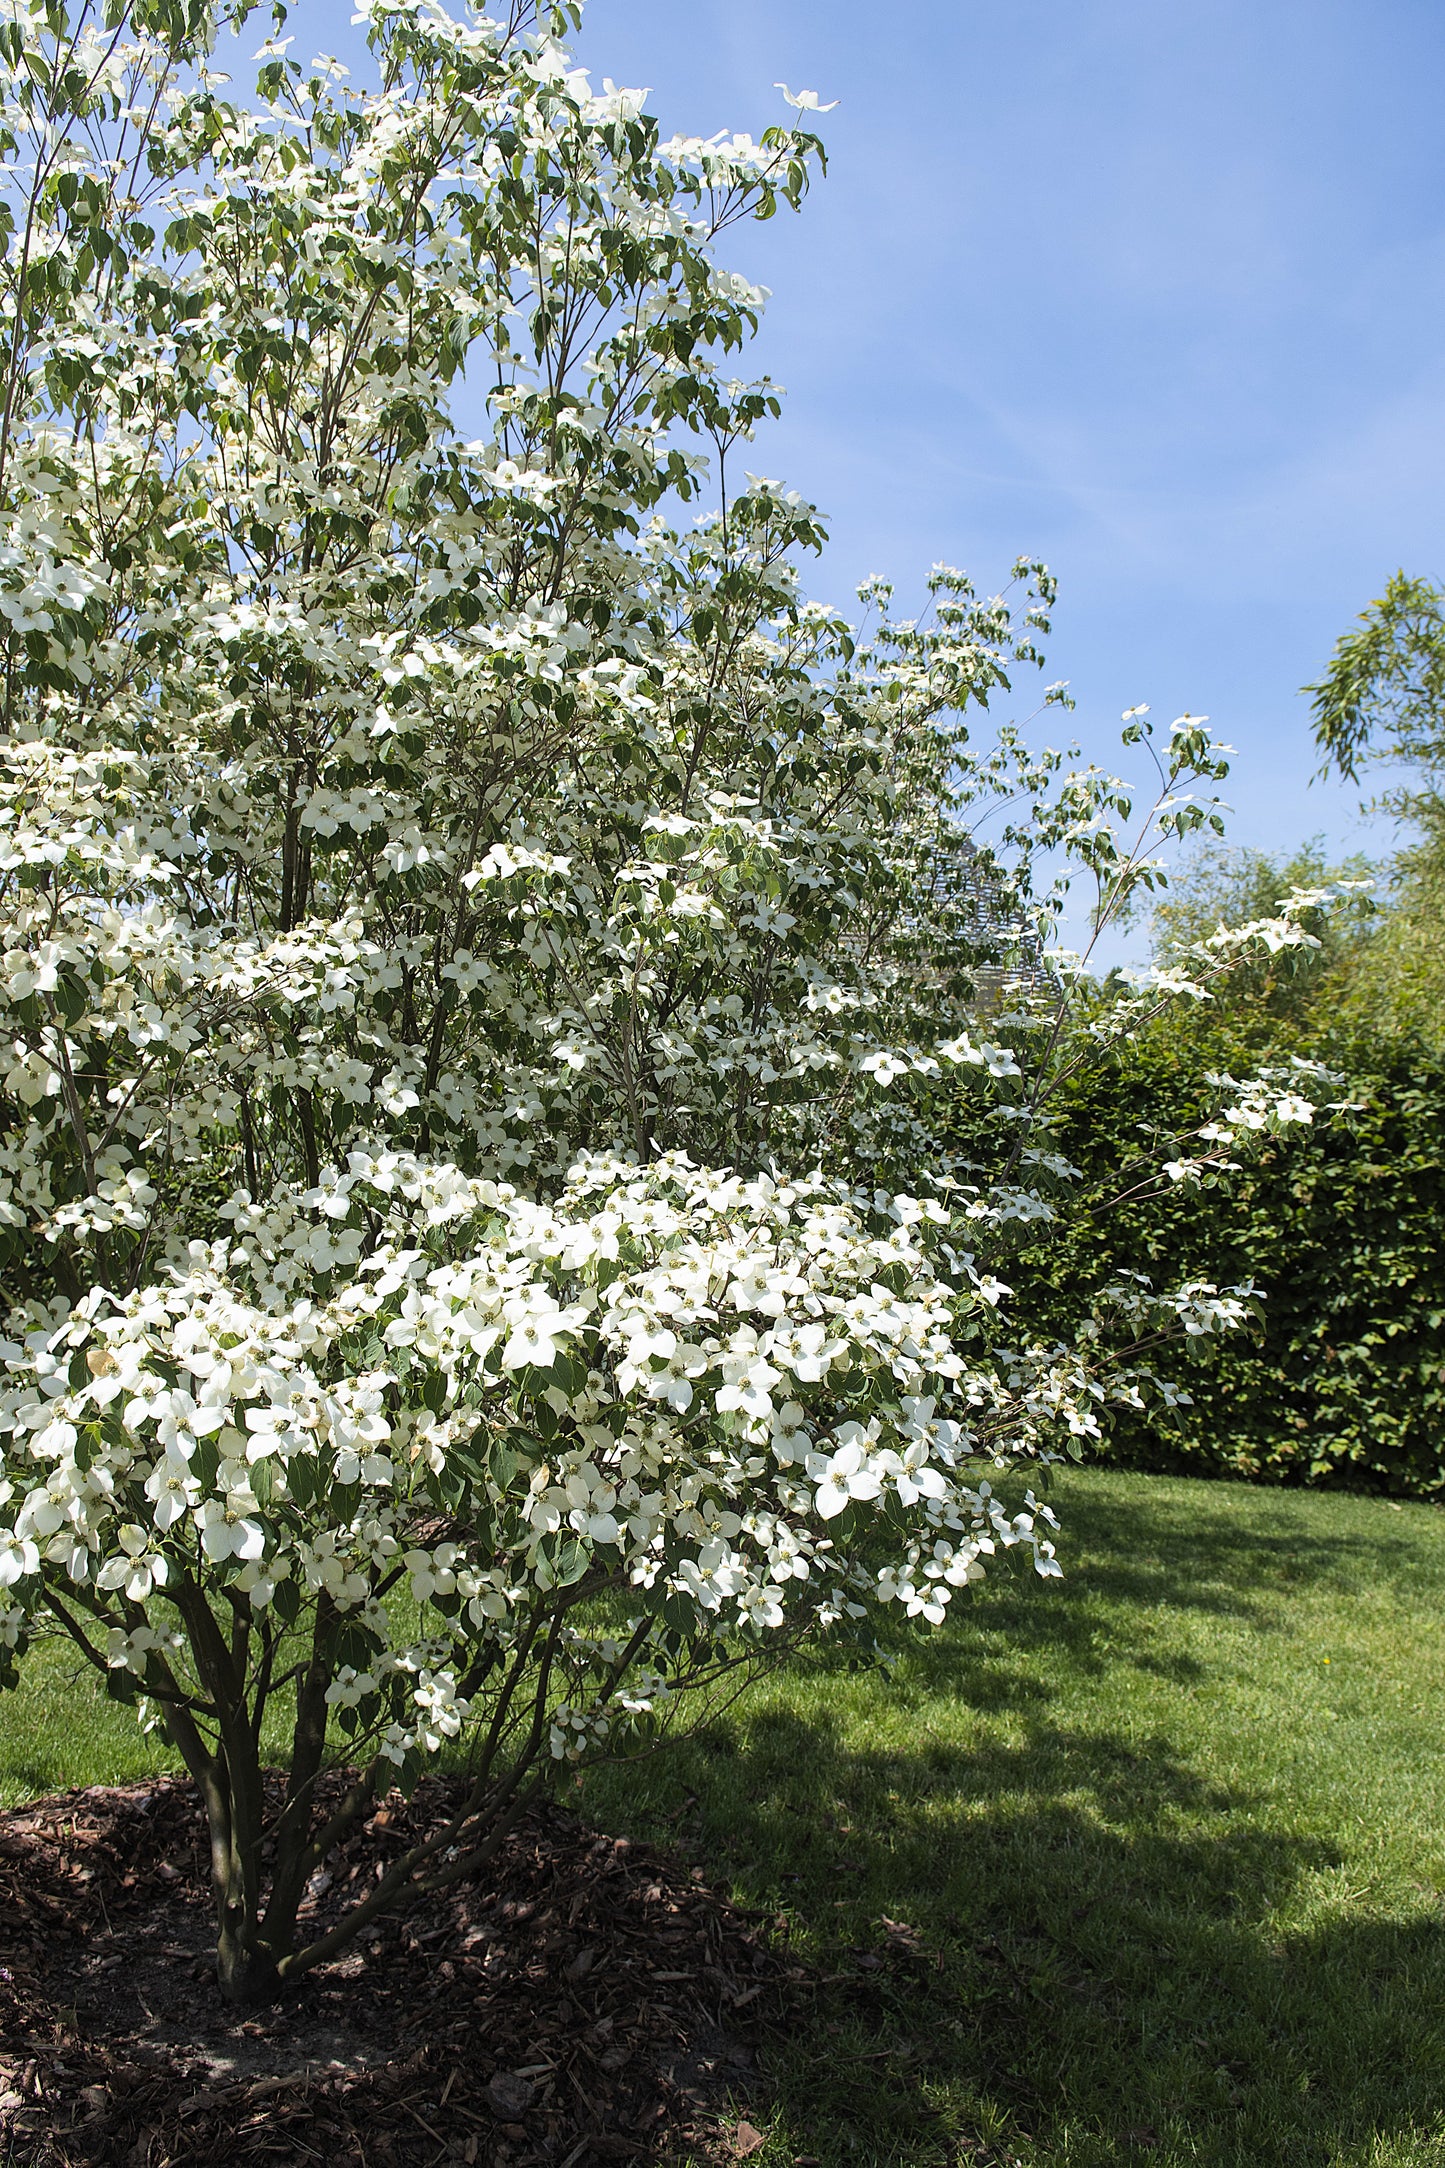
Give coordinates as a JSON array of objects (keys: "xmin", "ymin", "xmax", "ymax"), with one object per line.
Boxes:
[
  {"xmin": 1007, "ymin": 1021, "xmax": 1445, "ymax": 1496},
  {"xmin": 994, "ymin": 837, "xmax": 1445, "ymax": 1496},
  {"xmin": 1307, "ymin": 569, "xmax": 1445, "ymax": 792},
  {"xmin": 1330, "ymin": 828, "xmax": 1445, "ymax": 1046},
  {"xmin": 1302, "ymin": 570, "xmax": 1445, "ymax": 1042},
  {"xmin": 1145, "ymin": 838, "xmax": 1378, "ymax": 1030}
]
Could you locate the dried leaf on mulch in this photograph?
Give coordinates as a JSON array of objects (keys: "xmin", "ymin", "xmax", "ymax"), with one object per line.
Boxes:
[{"xmin": 0, "ymin": 1774, "xmax": 799, "ymax": 2166}]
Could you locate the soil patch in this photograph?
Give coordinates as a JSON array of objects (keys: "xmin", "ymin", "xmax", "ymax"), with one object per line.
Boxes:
[{"xmin": 0, "ymin": 1774, "xmax": 795, "ymax": 2165}]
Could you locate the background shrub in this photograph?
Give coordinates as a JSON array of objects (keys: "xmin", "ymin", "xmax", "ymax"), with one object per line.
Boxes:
[{"xmin": 1008, "ymin": 1026, "xmax": 1445, "ymax": 1496}]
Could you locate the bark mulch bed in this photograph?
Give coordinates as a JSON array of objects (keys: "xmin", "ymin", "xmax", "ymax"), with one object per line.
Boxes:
[{"xmin": 0, "ymin": 1774, "xmax": 797, "ymax": 2166}]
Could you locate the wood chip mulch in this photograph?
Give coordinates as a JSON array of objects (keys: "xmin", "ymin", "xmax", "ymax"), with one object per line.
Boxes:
[{"xmin": 0, "ymin": 1773, "xmax": 798, "ymax": 2166}]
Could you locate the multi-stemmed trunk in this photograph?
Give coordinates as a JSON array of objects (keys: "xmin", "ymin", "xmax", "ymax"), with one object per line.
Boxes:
[
  {"xmin": 173, "ymin": 1708, "xmax": 554, "ymax": 2006},
  {"xmin": 50, "ymin": 1559, "xmax": 765, "ymax": 2004},
  {"xmin": 149, "ymin": 1587, "xmax": 571, "ymax": 2005}
]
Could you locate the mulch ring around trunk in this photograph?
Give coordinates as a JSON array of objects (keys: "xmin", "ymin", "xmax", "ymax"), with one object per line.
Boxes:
[{"xmin": 0, "ymin": 1773, "xmax": 799, "ymax": 2166}]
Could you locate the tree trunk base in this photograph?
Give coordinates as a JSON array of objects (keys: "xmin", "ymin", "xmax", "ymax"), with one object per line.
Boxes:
[{"xmin": 215, "ymin": 1928, "xmax": 282, "ymax": 2007}]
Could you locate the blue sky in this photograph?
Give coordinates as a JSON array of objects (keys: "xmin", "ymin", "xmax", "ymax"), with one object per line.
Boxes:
[{"xmin": 564, "ymin": 0, "xmax": 1445, "ymax": 883}]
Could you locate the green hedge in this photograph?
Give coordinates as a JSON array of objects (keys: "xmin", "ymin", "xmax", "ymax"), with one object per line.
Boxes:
[{"xmin": 1006, "ymin": 1030, "xmax": 1445, "ymax": 1497}]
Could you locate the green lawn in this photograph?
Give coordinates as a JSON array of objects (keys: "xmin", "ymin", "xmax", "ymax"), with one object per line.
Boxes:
[
  {"xmin": 7, "ymin": 1469, "xmax": 1445, "ymax": 2166},
  {"xmin": 583, "ymin": 1470, "xmax": 1445, "ymax": 2168}
]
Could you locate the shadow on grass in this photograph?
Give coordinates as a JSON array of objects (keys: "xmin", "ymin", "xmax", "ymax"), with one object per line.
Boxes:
[
  {"xmin": 929, "ymin": 1476, "xmax": 1445, "ymax": 1696},
  {"xmin": 590, "ymin": 1483, "xmax": 1445, "ymax": 2166},
  {"xmin": 1052, "ymin": 1473, "xmax": 1445, "ymax": 1610},
  {"xmin": 658, "ymin": 1699, "xmax": 1445, "ymax": 2168}
]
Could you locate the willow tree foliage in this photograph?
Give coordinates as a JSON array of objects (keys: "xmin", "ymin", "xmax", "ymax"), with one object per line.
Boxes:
[
  {"xmin": 1308, "ymin": 576, "xmax": 1445, "ymax": 1036},
  {"xmin": 0, "ymin": 0, "xmax": 1327, "ymax": 2001},
  {"xmin": 1309, "ymin": 571, "xmax": 1445, "ymax": 798}
]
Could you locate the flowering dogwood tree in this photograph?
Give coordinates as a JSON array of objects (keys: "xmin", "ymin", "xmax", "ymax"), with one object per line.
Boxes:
[{"xmin": 0, "ymin": 0, "xmax": 1330, "ymax": 2001}]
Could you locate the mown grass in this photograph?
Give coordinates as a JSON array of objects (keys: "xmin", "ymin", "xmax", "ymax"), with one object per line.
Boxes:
[
  {"xmin": 6, "ymin": 1469, "xmax": 1445, "ymax": 2165},
  {"xmin": 582, "ymin": 1471, "xmax": 1445, "ymax": 2168}
]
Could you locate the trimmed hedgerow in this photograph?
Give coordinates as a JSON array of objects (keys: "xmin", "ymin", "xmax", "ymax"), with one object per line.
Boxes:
[{"xmin": 1005, "ymin": 1027, "xmax": 1445, "ymax": 1497}]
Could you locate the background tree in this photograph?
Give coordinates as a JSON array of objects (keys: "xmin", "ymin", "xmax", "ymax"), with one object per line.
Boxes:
[
  {"xmin": 1308, "ymin": 570, "xmax": 1445, "ymax": 799},
  {"xmin": 1144, "ymin": 839, "xmax": 1376, "ymax": 1043},
  {"xmin": 1308, "ymin": 573, "xmax": 1445, "ymax": 1040}
]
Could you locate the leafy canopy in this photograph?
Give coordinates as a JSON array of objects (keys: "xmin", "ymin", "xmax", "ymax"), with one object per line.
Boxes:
[{"xmin": 1309, "ymin": 570, "xmax": 1445, "ymax": 799}]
